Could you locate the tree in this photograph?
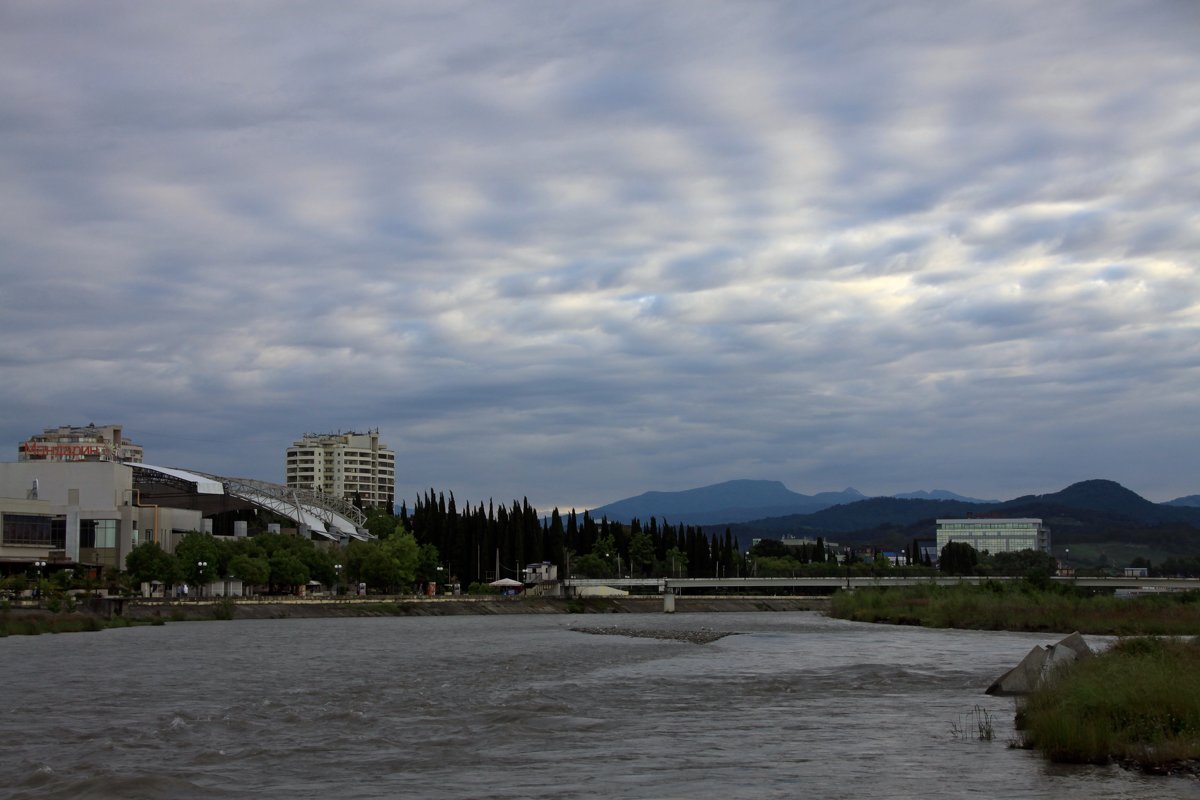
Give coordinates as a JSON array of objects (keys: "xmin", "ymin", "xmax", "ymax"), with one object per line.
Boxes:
[
  {"xmin": 939, "ymin": 541, "xmax": 979, "ymax": 575},
  {"xmin": 384, "ymin": 530, "xmax": 421, "ymax": 585},
  {"xmin": 416, "ymin": 542, "xmax": 441, "ymax": 585},
  {"xmin": 364, "ymin": 507, "xmax": 401, "ymax": 540},
  {"xmin": 751, "ymin": 539, "xmax": 791, "ymax": 558},
  {"xmin": 570, "ymin": 552, "xmax": 610, "ymax": 578},
  {"xmin": 628, "ymin": 530, "xmax": 655, "ymax": 576},
  {"xmin": 664, "ymin": 546, "xmax": 688, "ymax": 578},
  {"xmin": 228, "ymin": 553, "xmax": 270, "ymax": 592},
  {"xmin": 175, "ymin": 532, "xmax": 222, "ymax": 586},
  {"xmin": 124, "ymin": 541, "xmax": 181, "ymax": 587},
  {"xmin": 269, "ymin": 552, "xmax": 309, "ymax": 593}
]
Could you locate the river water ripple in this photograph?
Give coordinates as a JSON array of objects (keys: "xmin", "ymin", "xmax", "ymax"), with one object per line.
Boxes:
[{"xmin": 2, "ymin": 612, "xmax": 1197, "ymax": 799}]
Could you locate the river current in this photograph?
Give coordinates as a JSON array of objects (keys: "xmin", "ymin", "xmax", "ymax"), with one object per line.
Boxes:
[{"xmin": 2, "ymin": 611, "xmax": 1197, "ymax": 799}]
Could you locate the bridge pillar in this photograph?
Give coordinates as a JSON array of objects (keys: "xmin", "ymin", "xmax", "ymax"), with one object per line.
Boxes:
[{"xmin": 663, "ymin": 591, "xmax": 675, "ymax": 613}]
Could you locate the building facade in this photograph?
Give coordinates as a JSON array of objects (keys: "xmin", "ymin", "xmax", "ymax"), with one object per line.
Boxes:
[
  {"xmin": 285, "ymin": 430, "xmax": 395, "ymax": 510},
  {"xmin": 935, "ymin": 517, "xmax": 1051, "ymax": 556},
  {"xmin": 19, "ymin": 424, "xmax": 144, "ymax": 464},
  {"xmin": 0, "ymin": 461, "xmax": 201, "ymax": 575}
]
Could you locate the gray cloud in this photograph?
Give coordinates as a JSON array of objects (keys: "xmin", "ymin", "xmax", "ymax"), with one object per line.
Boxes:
[{"xmin": 2, "ymin": 1, "xmax": 1198, "ymax": 510}]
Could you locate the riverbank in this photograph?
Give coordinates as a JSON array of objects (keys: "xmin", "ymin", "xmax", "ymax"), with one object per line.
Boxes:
[
  {"xmin": 829, "ymin": 582, "xmax": 1200, "ymax": 635},
  {"xmin": 1017, "ymin": 637, "xmax": 1200, "ymax": 774},
  {"xmin": 0, "ymin": 594, "xmax": 831, "ymax": 634}
]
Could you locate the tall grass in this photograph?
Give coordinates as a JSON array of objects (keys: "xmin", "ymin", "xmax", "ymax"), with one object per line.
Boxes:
[
  {"xmin": 829, "ymin": 583, "xmax": 1200, "ymax": 635},
  {"xmin": 0, "ymin": 613, "xmax": 107, "ymax": 636},
  {"xmin": 1017, "ymin": 637, "xmax": 1200, "ymax": 769}
]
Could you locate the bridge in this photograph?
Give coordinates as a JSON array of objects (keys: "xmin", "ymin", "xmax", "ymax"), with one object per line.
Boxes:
[{"xmin": 563, "ymin": 574, "xmax": 1200, "ymax": 599}]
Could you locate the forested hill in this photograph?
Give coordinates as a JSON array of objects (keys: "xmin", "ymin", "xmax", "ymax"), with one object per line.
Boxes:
[{"xmin": 996, "ymin": 480, "xmax": 1200, "ymax": 525}]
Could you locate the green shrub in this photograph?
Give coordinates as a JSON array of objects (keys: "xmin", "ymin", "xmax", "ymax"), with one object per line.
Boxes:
[{"xmin": 211, "ymin": 597, "xmax": 237, "ymax": 620}]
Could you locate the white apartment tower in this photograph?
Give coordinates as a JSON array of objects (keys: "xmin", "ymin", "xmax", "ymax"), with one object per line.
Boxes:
[{"xmin": 285, "ymin": 430, "xmax": 395, "ymax": 510}]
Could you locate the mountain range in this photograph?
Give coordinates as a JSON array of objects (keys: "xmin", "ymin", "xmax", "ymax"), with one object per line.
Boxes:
[
  {"xmin": 588, "ymin": 479, "xmax": 998, "ymax": 526},
  {"xmin": 586, "ymin": 479, "xmax": 1200, "ymax": 562}
]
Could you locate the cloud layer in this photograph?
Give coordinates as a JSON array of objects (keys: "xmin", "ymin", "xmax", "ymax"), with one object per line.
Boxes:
[{"xmin": 2, "ymin": 1, "xmax": 1198, "ymax": 509}]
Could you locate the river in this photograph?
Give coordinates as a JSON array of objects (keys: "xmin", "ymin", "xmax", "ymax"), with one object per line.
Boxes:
[{"xmin": 1, "ymin": 611, "xmax": 1197, "ymax": 799}]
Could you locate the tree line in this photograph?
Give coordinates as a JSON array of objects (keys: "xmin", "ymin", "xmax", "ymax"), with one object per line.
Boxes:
[
  {"xmin": 394, "ymin": 489, "xmax": 748, "ymax": 583},
  {"xmin": 124, "ymin": 527, "xmax": 441, "ymax": 595}
]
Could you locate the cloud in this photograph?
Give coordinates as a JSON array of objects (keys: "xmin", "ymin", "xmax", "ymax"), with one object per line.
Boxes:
[{"xmin": 1, "ymin": 1, "xmax": 1198, "ymax": 509}]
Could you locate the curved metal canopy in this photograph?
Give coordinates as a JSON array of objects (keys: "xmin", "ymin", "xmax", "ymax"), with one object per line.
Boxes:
[{"xmin": 133, "ymin": 464, "xmax": 371, "ymax": 541}]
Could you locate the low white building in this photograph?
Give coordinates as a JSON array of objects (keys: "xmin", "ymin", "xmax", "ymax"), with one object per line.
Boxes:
[{"xmin": 935, "ymin": 517, "xmax": 1051, "ymax": 556}]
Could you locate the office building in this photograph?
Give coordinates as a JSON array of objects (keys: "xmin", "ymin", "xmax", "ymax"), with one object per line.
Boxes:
[{"xmin": 935, "ymin": 517, "xmax": 1051, "ymax": 556}]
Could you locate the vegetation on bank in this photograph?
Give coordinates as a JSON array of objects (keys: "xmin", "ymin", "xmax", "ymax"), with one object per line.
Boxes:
[
  {"xmin": 829, "ymin": 582, "xmax": 1200, "ymax": 635},
  {"xmin": 0, "ymin": 611, "xmax": 150, "ymax": 636},
  {"xmin": 1017, "ymin": 637, "xmax": 1200, "ymax": 770}
]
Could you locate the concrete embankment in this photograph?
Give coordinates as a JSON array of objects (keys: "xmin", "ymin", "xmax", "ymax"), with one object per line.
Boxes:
[{"xmin": 120, "ymin": 595, "xmax": 829, "ymax": 621}]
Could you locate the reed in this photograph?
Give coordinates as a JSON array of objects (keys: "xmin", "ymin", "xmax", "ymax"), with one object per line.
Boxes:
[{"xmin": 829, "ymin": 583, "xmax": 1200, "ymax": 635}]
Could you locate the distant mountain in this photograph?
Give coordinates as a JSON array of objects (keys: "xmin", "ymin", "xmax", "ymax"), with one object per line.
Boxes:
[
  {"xmin": 996, "ymin": 479, "xmax": 1200, "ymax": 525},
  {"xmin": 1167, "ymin": 495, "xmax": 1200, "ymax": 508},
  {"xmin": 893, "ymin": 489, "xmax": 998, "ymax": 504},
  {"xmin": 726, "ymin": 497, "xmax": 981, "ymax": 536},
  {"xmin": 722, "ymin": 479, "xmax": 1200, "ymax": 552},
  {"xmin": 587, "ymin": 479, "xmax": 867, "ymax": 525}
]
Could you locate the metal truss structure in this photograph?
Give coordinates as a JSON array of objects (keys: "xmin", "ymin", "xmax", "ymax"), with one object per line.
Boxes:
[{"xmin": 133, "ymin": 464, "xmax": 371, "ymax": 541}]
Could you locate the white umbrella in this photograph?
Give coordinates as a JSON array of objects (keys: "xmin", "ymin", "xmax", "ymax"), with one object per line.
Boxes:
[{"xmin": 489, "ymin": 578, "xmax": 524, "ymax": 588}]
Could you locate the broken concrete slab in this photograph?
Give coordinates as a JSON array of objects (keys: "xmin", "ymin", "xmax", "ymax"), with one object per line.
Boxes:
[{"xmin": 986, "ymin": 631, "xmax": 1092, "ymax": 696}]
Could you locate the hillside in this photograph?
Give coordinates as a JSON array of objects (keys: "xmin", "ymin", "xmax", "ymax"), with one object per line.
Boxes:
[{"xmin": 1166, "ymin": 495, "xmax": 1200, "ymax": 508}]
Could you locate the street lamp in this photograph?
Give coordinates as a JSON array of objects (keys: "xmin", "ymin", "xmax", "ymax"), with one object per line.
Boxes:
[
  {"xmin": 197, "ymin": 561, "xmax": 208, "ymax": 600},
  {"xmin": 33, "ymin": 560, "xmax": 46, "ymax": 606},
  {"xmin": 334, "ymin": 563, "xmax": 343, "ymax": 596}
]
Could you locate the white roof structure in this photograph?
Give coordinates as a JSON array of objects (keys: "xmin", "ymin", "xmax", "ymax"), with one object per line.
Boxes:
[
  {"xmin": 132, "ymin": 464, "xmax": 370, "ymax": 541},
  {"xmin": 137, "ymin": 464, "xmax": 224, "ymax": 495}
]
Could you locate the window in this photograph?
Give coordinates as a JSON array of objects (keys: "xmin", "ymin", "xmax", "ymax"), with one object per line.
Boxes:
[
  {"xmin": 3, "ymin": 514, "xmax": 62, "ymax": 547},
  {"xmin": 80, "ymin": 519, "xmax": 118, "ymax": 549}
]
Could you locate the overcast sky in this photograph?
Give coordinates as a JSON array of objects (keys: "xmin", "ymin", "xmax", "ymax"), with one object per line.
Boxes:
[{"xmin": 2, "ymin": 1, "xmax": 1198, "ymax": 511}]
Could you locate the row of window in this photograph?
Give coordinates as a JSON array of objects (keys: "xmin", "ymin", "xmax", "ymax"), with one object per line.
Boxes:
[
  {"xmin": 2, "ymin": 516, "xmax": 131, "ymax": 550},
  {"xmin": 2, "ymin": 514, "xmax": 65, "ymax": 547},
  {"xmin": 940, "ymin": 523, "xmax": 1042, "ymax": 531}
]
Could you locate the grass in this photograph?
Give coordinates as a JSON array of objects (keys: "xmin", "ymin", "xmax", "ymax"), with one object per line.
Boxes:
[
  {"xmin": 1017, "ymin": 637, "xmax": 1200, "ymax": 770},
  {"xmin": 829, "ymin": 582, "xmax": 1200, "ymax": 635},
  {"xmin": 0, "ymin": 612, "xmax": 125, "ymax": 636}
]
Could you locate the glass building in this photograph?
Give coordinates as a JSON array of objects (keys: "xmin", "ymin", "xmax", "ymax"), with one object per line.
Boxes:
[{"xmin": 935, "ymin": 517, "xmax": 1051, "ymax": 556}]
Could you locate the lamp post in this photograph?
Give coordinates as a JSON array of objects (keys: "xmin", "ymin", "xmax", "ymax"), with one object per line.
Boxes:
[
  {"xmin": 334, "ymin": 563, "xmax": 343, "ymax": 596},
  {"xmin": 33, "ymin": 560, "xmax": 46, "ymax": 607},
  {"xmin": 197, "ymin": 561, "xmax": 208, "ymax": 600}
]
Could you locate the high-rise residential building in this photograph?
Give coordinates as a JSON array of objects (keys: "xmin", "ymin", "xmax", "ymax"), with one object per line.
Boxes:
[
  {"xmin": 18, "ymin": 424, "xmax": 144, "ymax": 464},
  {"xmin": 285, "ymin": 430, "xmax": 395, "ymax": 510}
]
